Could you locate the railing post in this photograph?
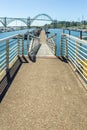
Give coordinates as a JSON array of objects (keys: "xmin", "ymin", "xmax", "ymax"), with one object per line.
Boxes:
[
  {"xmin": 75, "ymin": 41, "xmax": 79, "ymax": 71},
  {"xmin": 66, "ymin": 37, "xmax": 68, "ymax": 59},
  {"xmin": 17, "ymin": 35, "xmax": 20, "ymax": 57},
  {"xmin": 27, "ymin": 34, "xmax": 29, "ymax": 54},
  {"xmin": 6, "ymin": 39, "xmax": 9, "ymax": 71},
  {"xmin": 60, "ymin": 35, "xmax": 63, "ymax": 56},
  {"xmin": 22, "ymin": 35, "xmax": 24, "ymax": 56},
  {"xmin": 80, "ymin": 31, "xmax": 82, "ymax": 39},
  {"xmin": 69, "ymin": 30, "xmax": 71, "ymax": 35}
]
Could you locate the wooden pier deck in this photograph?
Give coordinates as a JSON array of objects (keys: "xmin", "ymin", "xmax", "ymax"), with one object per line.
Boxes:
[{"xmin": 0, "ymin": 30, "xmax": 87, "ymax": 130}]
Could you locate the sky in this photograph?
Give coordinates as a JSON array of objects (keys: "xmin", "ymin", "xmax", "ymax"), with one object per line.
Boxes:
[{"xmin": 0, "ymin": 0, "xmax": 87, "ymax": 26}]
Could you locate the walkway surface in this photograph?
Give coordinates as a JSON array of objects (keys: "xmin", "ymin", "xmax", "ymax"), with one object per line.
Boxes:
[
  {"xmin": 36, "ymin": 44, "xmax": 55, "ymax": 58},
  {"xmin": 0, "ymin": 58, "xmax": 87, "ymax": 130},
  {"xmin": 36, "ymin": 30, "xmax": 55, "ymax": 58},
  {"xmin": 0, "ymin": 30, "xmax": 87, "ymax": 130},
  {"xmin": 39, "ymin": 30, "xmax": 47, "ymax": 44}
]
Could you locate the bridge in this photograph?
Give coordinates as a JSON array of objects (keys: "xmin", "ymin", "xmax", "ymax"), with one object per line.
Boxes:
[
  {"xmin": 0, "ymin": 13, "xmax": 55, "ymax": 27},
  {"xmin": 0, "ymin": 29, "xmax": 87, "ymax": 129}
]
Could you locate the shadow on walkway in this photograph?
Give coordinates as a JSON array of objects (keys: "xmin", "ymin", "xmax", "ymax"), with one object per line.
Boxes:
[{"xmin": 0, "ymin": 56, "xmax": 29, "ymax": 102}]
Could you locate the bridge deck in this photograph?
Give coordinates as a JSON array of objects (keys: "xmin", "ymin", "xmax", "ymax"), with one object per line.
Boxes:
[{"xmin": 0, "ymin": 58, "xmax": 87, "ymax": 130}]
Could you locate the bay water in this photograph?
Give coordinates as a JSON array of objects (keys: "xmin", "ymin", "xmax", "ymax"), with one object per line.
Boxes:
[{"xmin": 0, "ymin": 28, "xmax": 87, "ymax": 56}]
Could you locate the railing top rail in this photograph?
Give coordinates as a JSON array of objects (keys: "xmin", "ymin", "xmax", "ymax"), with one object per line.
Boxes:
[
  {"xmin": 0, "ymin": 33, "xmax": 26, "ymax": 43},
  {"xmin": 0, "ymin": 34, "xmax": 19, "ymax": 43},
  {"xmin": 62, "ymin": 33, "xmax": 87, "ymax": 45}
]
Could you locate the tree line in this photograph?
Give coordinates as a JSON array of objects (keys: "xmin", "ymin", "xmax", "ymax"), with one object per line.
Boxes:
[{"xmin": 44, "ymin": 20, "xmax": 87, "ymax": 29}]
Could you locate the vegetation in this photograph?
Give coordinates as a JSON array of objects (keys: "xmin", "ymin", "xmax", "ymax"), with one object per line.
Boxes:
[{"xmin": 43, "ymin": 20, "xmax": 87, "ymax": 29}]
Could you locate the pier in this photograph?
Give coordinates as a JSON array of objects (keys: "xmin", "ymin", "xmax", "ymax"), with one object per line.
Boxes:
[
  {"xmin": 0, "ymin": 30, "xmax": 87, "ymax": 130},
  {"xmin": 36, "ymin": 30, "xmax": 56, "ymax": 58}
]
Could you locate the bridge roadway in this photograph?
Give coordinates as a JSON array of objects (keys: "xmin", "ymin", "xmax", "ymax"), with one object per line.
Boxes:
[{"xmin": 0, "ymin": 31, "xmax": 87, "ymax": 130}]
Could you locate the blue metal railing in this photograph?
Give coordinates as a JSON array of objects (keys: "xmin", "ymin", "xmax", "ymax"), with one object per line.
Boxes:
[
  {"xmin": 46, "ymin": 34, "xmax": 57, "ymax": 55},
  {"xmin": 61, "ymin": 33, "xmax": 87, "ymax": 82},
  {"xmin": 0, "ymin": 34, "xmax": 27, "ymax": 81}
]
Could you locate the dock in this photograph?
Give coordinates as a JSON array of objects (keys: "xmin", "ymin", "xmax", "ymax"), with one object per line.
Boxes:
[
  {"xmin": 37, "ymin": 30, "xmax": 56, "ymax": 58},
  {"xmin": 0, "ymin": 30, "xmax": 87, "ymax": 130},
  {"xmin": 36, "ymin": 31, "xmax": 54, "ymax": 58}
]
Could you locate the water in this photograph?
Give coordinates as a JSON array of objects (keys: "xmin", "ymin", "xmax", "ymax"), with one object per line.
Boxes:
[
  {"xmin": 0, "ymin": 29, "xmax": 30, "ymax": 39},
  {"xmin": 48, "ymin": 28, "xmax": 87, "ymax": 56},
  {"xmin": 0, "ymin": 29, "xmax": 35, "ymax": 56},
  {"xmin": 48, "ymin": 29, "xmax": 63, "ymax": 56},
  {"xmin": 0, "ymin": 28, "xmax": 87, "ymax": 56}
]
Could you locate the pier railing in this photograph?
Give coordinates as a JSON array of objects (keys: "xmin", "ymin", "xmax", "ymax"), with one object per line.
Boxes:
[
  {"xmin": 28, "ymin": 34, "xmax": 40, "ymax": 55},
  {"xmin": 0, "ymin": 34, "xmax": 25, "ymax": 80},
  {"xmin": 46, "ymin": 34, "xmax": 57, "ymax": 55},
  {"xmin": 61, "ymin": 33, "xmax": 87, "ymax": 82}
]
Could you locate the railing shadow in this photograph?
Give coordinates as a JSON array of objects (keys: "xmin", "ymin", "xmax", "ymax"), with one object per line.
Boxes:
[
  {"xmin": 57, "ymin": 56, "xmax": 68, "ymax": 63},
  {"xmin": 0, "ymin": 56, "xmax": 29, "ymax": 103},
  {"xmin": 28, "ymin": 53, "xmax": 36, "ymax": 63},
  {"xmin": 28, "ymin": 44, "xmax": 41, "ymax": 63}
]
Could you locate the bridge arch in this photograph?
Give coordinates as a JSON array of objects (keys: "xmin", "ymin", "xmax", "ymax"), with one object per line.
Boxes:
[
  {"xmin": 7, "ymin": 18, "xmax": 27, "ymax": 26},
  {"xmin": 30, "ymin": 13, "xmax": 53, "ymax": 25},
  {"xmin": 0, "ymin": 14, "xmax": 54, "ymax": 27},
  {"xmin": 0, "ymin": 20, "xmax": 5, "ymax": 26}
]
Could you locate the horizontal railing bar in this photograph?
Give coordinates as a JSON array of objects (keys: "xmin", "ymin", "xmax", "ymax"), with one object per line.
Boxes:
[
  {"xmin": 0, "ymin": 33, "xmax": 27, "ymax": 81},
  {"xmin": 0, "ymin": 57, "xmax": 6, "ymax": 63},
  {"xmin": 9, "ymin": 49, "xmax": 18, "ymax": 56},
  {"xmin": 0, "ymin": 59, "xmax": 6, "ymax": 67},
  {"xmin": 68, "ymin": 45, "xmax": 87, "ymax": 64},
  {"xmin": 9, "ymin": 45, "xmax": 18, "ymax": 52},
  {"xmin": 69, "ymin": 54, "xmax": 87, "ymax": 78},
  {"xmin": 69, "ymin": 55, "xmax": 85, "ymax": 77},
  {"xmin": 63, "ymin": 37, "xmax": 87, "ymax": 60},
  {"xmin": 0, "ymin": 34, "xmax": 19, "ymax": 42},
  {"xmin": 62, "ymin": 33, "xmax": 87, "ymax": 45},
  {"xmin": 10, "ymin": 42, "xmax": 17, "ymax": 47},
  {"xmin": 9, "ymin": 52, "xmax": 18, "ymax": 60},
  {"xmin": 9, "ymin": 39, "xmax": 17, "ymax": 43},
  {"xmin": 68, "ymin": 39, "xmax": 87, "ymax": 52},
  {"xmin": 9, "ymin": 52, "xmax": 18, "ymax": 59},
  {"xmin": 61, "ymin": 33, "xmax": 87, "ymax": 82},
  {"xmin": 68, "ymin": 47, "xmax": 87, "ymax": 66},
  {"xmin": 9, "ymin": 54, "xmax": 18, "ymax": 63},
  {"xmin": 0, "ymin": 52, "xmax": 6, "ymax": 59},
  {"xmin": 78, "ymin": 48, "xmax": 87, "ymax": 56},
  {"xmin": 68, "ymin": 45, "xmax": 75, "ymax": 53}
]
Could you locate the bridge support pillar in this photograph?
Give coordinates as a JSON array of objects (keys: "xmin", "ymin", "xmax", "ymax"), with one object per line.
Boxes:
[
  {"xmin": 4, "ymin": 17, "xmax": 7, "ymax": 27},
  {"xmin": 27, "ymin": 17, "xmax": 31, "ymax": 29},
  {"xmin": 4, "ymin": 17, "xmax": 7, "ymax": 31}
]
